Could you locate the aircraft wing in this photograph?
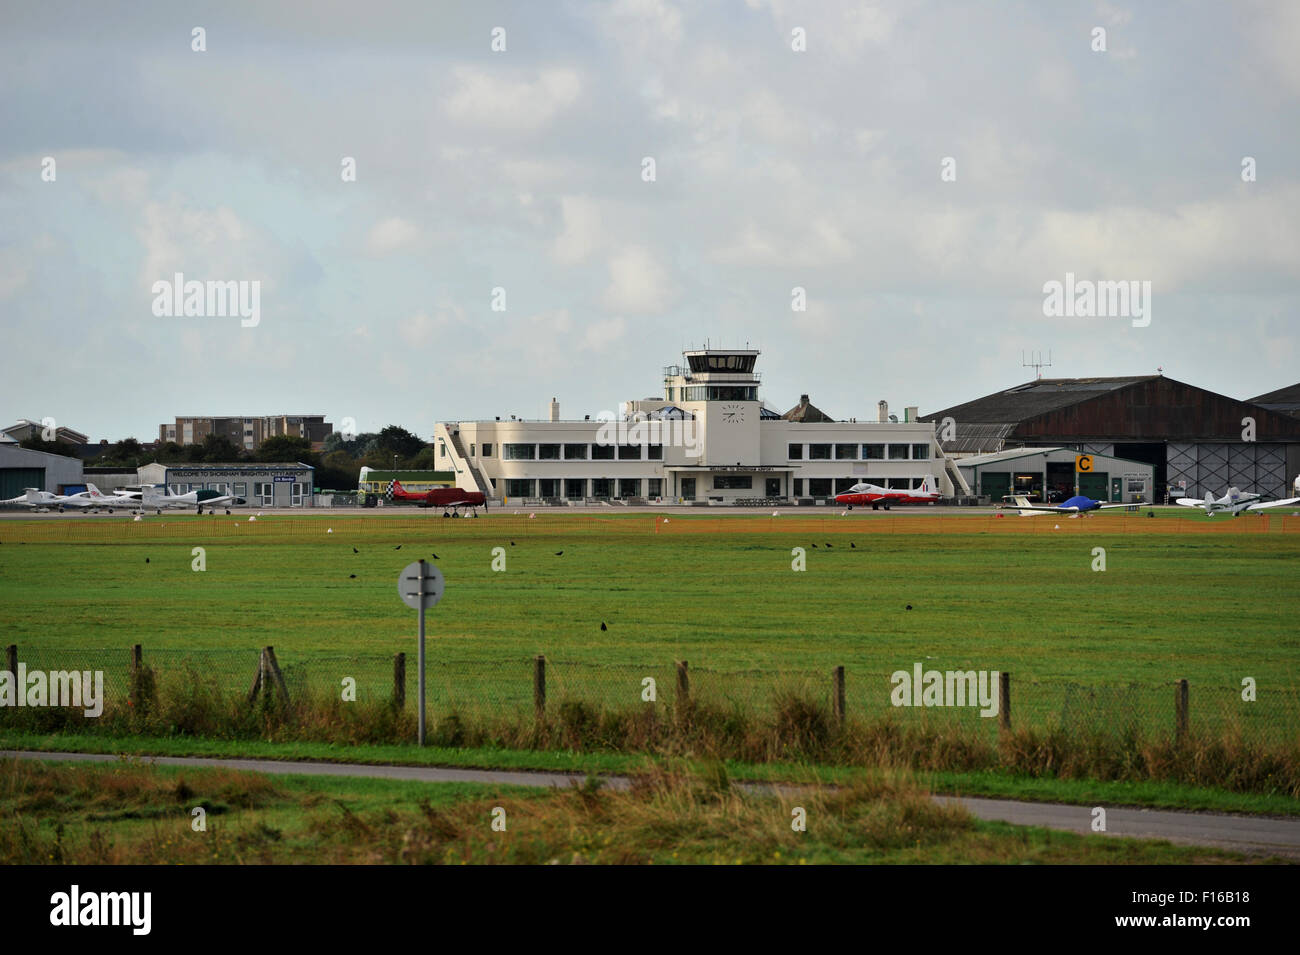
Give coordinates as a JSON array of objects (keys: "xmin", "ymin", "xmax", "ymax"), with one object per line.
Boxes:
[
  {"xmin": 1175, "ymin": 497, "xmax": 1206, "ymax": 508},
  {"xmin": 1246, "ymin": 497, "xmax": 1300, "ymax": 511},
  {"xmin": 1093, "ymin": 502, "xmax": 1139, "ymax": 510}
]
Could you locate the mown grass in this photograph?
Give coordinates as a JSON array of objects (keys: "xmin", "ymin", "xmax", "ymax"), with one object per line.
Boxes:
[{"xmin": 0, "ymin": 757, "xmax": 1264, "ymax": 865}]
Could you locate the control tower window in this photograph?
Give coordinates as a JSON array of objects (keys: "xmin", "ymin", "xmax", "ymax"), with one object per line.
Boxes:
[{"xmin": 687, "ymin": 353, "xmax": 756, "ymax": 374}]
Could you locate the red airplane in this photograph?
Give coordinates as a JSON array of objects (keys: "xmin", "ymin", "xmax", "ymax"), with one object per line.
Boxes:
[
  {"xmin": 389, "ymin": 480, "xmax": 487, "ymax": 517},
  {"xmin": 834, "ymin": 475, "xmax": 941, "ymax": 510}
]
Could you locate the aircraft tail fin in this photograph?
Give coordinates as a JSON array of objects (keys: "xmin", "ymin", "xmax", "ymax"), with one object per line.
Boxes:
[
  {"xmin": 390, "ymin": 480, "xmax": 404, "ymax": 495},
  {"xmin": 25, "ymin": 488, "xmax": 42, "ymax": 504},
  {"xmin": 920, "ymin": 475, "xmax": 936, "ymax": 495},
  {"xmin": 86, "ymin": 483, "xmax": 102, "ymax": 497}
]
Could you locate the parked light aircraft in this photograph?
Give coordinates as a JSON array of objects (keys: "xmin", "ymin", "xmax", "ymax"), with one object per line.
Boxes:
[
  {"xmin": 139, "ymin": 486, "xmax": 246, "ymax": 514},
  {"xmin": 834, "ymin": 475, "xmax": 941, "ymax": 510},
  {"xmin": 1175, "ymin": 485, "xmax": 1300, "ymax": 517},
  {"xmin": 1003, "ymin": 494, "xmax": 1135, "ymax": 516},
  {"xmin": 389, "ymin": 480, "xmax": 487, "ymax": 516}
]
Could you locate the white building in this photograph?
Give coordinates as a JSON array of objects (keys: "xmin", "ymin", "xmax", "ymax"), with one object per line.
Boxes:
[{"xmin": 434, "ymin": 349, "xmax": 969, "ymax": 504}]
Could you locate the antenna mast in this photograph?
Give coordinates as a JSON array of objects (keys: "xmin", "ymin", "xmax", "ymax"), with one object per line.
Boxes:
[{"xmin": 1022, "ymin": 350, "xmax": 1053, "ymax": 380}]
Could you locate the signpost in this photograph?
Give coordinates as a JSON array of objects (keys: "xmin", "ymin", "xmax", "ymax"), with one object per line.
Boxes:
[{"xmin": 397, "ymin": 559, "xmax": 445, "ymax": 745}]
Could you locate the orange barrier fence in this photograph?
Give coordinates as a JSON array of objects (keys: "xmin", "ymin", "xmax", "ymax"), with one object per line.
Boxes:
[{"xmin": 0, "ymin": 510, "xmax": 1294, "ymax": 544}]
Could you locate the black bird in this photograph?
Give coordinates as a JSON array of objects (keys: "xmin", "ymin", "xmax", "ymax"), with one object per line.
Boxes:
[
  {"xmin": 394, "ymin": 545, "xmax": 401, "ymax": 550},
  {"xmin": 825, "ymin": 543, "xmax": 832, "ymax": 548},
  {"xmin": 431, "ymin": 553, "xmax": 440, "ymax": 560},
  {"xmin": 600, "ymin": 622, "xmax": 607, "ymax": 631},
  {"xmin": 145, "ymin": 557, "xmax": 150, "ymax": 563},
  {"xmin": 905, "ymin": 604, "xmax": 912, "ymax": 610},
  {"xmin": 349, "ymin": 574, "xmax": 357, "ymax": 579},
  {"xmin": 352, "ymin": 547, "xmax": 358, "ymax": 554},
  {"xmin": 810, "ymin": 543, "xmax": 817, "ymax": 548},
  {"xmin": 510, "ymin": 541, "xmax": 516, "ymax": 546},
  {"xmin": 554, "ymin": 551, "xmax": 563, "ymax": 556},
  {"xmin": 850, "ymin": 542, "xmax": 856, "ymax": 549}
]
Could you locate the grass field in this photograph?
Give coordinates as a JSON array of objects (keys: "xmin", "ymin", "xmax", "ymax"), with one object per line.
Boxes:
[{"xmin": 1, "ymin": 511, "xmax": 1297, "ymax": 742}]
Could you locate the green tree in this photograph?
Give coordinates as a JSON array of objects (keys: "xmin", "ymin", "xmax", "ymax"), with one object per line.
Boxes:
[
  {"xmin": 373, "ymin": 425, "xmax": 426, "ymax": 461},
  {"xmin": 256, "ymin": 435, "xmax": 314, "ymax": 463},
  {"xmin": 201, "ymin": 433, "xmax": 245, "ymax": 463}
]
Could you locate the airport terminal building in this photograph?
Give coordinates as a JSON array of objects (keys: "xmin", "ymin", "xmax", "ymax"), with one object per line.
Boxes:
[{"xmin": 434, "ymin": 350, "xmax": 967, "ymax": 504}]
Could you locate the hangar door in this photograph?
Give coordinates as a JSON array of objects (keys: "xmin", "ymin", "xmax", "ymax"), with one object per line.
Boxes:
[
  {"xmin": 980, "ymin": 471, "xmax": 1010, "ymax": 501},
  {"xmin": 0, "ymin": 468, "xmax": 44, "ymax": 499},
  {"xmin": 1078, "ymin": 472, "xmax": 1108, "ymax": 500}
]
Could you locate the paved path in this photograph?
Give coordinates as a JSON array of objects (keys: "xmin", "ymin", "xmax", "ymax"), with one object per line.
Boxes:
[{"xmin": 8, "ymin": 750, "xmax": 1299, "ymax": 859}]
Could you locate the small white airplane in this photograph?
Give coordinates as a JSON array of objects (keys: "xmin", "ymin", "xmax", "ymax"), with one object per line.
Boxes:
[
  {"xmin": 1003, "ymin": 493, "xmax": 1136, "ymax": 517},
  {"xmin": 1, "ymin": 488, "xmax": 63, "ymax": 509},
  {"xmin": 1175, "ymin": 485, "xmax": 1300, "ymax": 517},
  {"xmin": 57, "ymin": 484, "xmax": 143, "ymax": 512},
  {"xmin": 139, "ymin": 485, "xmax": 245, "ymax": 514}
]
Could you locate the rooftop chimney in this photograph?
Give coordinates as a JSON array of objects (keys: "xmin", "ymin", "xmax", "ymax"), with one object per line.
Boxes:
[
  {"xmin": 877, "ymin": 400, "xmax": 889, "ymax": 423},
  {"xmin": 800, "ymin": 394, "xmax": 809, "ymax": 406},
  {"xmin": 549, "ymin": 397, "xmax": 560, "ymax": 422}
]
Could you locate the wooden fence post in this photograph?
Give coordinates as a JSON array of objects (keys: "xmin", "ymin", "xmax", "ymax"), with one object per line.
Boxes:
[
  {"xmin": 393, "ymin": 652, "xmax": 406, "ymax": 708},
  {"xmin": 1175, "ymin": 678, "xmax": 1189, "ymax": 742},
  {"xmin": 5, "ymin": 644, "xmax": 16, "ymax": 679},
  {"xmin": 832, "ymin": 666, "xmax": 846, "ymax": 726},
  {"xmin": 675, "ymin": 660, "xmax": 690, "ymax": 717},
  {"xmin": 263, "ymin": 646, "xmax": 290, "ymax": 704},
  {"xmin": 998, "ymin": 671, "xmax": 1011, "ymax": 732},
  {"xmin": 247, "ymin": 649, "xmax": 265, "ymax": 703},
  {"xmin": 533, "ymin": 655, "xmax": 546, "ymax": 722}
]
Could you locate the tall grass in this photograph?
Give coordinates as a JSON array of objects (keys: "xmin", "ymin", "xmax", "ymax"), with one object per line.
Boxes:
[{"xmin": 4, "ymin": 671, "xmax": 1297, "ymax": 797}]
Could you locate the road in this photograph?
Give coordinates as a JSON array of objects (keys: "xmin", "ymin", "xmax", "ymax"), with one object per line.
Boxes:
[{"xmin": 6, "ymin": 750, "xmax": 1298, "ymax": 859}]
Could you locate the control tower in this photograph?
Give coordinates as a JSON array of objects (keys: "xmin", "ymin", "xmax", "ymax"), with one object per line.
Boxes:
[{"xmin": 662, "ymin": 349, "xmax": 761, "ymax": 467}]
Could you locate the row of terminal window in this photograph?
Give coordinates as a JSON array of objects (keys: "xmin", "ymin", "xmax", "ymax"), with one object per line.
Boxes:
[
  {"xmin": 499, "ymin": 475, "xmax": 931, "ymax": 499},
  {"xmin": 504, "ymin": 478, "xmax": 665, "ymax": 499},
  {"xmin": 790, "ymin": 443, "xmax": 930, "ymax": 461},
  {"xmin": 492, "ymin": 443, "xmax": 665, "ymax": 461}
]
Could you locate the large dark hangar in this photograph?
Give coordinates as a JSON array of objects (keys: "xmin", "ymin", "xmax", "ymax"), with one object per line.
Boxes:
[{"xmin": 922, "ymin": 375, "xmax": 1300, "ymax": 501}]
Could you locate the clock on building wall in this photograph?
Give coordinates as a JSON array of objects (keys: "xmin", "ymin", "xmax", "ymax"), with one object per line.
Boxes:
[{"xmin": 720, "ymin": 403, "xmax": 746, "ymax": 424}]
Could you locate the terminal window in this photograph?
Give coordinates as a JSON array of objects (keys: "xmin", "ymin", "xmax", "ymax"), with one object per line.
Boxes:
[
  {"xmin": 539, "ymin": 444, "xmax": 561, "ymax": 460},
  {"xmin": 504, "ymin": 444, "xmax": 536, "ymax": 460},
  {"xmin": 888, "ymin": 444, "xmax": 910, "ymax": 460},
  {"xmin": 713, "ymin": 475, "xmax": 752, "ymax": 490},
  {"xmin": 482, "ymin": 443, "xmax": 493, "ymax": 457},
  {"xmin": 506, "ymin": 479, "xmax": 534, "ymax": 497},
  {"xmin": 911, "ymin": 444, "xmax": 930, "ymax": 460},
  {"xmin": 863, "ymin": 444, "xmax": 885, "ymax": 459},
  {"xmin": 619, "ymin": 478, "xmax": 641, "ymax": 497},
  {"xmin": 618, "ymin": 445, "xmax": 642, "ymax": 460},
  {"xmin": 564, "ymin": 443, "xmax": 588, "ymax": 460},
  {"xmin": 565, "ymin": 478, "xmax": 586, "ymax": 498},
  {"xmin": 808, "ymin": 478, "xmax": 832, "ymax": 497},
  {"xmin": 809, "ymin": 444, "xmax": 831, "ymax": 460},
  {"xmin": 835, "ymin": 444, "xmax": 858, "ymax": 460},
  {"xmin": 648, "ymin": 478, "xmax": 662, "ymax": 497},
  {"xmin": 591, "ymin": 478, "xmax": 613, "ymax": 497},
  {"xmin": 788, "ymin": 444, "xmax": 803, "ymax": 460},
  {"xmin": 648, "ymin": 445, "xmax": 663, "ymax": 460},
  {"xmin": 592, "ymin": 444, "xmax": 615, "ymax": 460}
]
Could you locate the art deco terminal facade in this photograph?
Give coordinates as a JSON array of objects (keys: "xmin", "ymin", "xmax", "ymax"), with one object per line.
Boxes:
[{"xmin": 433, "ymin": 350, "xmax": 967, "ymax": 504}]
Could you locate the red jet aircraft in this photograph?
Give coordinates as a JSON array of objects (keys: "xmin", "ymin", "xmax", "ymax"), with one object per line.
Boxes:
[{"xmin": 834, "ymin": 475, "xmax": 941, "ymax": 510}]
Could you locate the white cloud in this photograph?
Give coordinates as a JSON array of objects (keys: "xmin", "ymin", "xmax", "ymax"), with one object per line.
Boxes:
[
  {"xmin": 550, "ymin": 196, "xmax": 603, "ymax": 265},
  {"xmin": 366, "ymin": 216, "xmax": 420, "ymax": 255},
  {"xmin": 443, "ymin": 67, "xmax": 582, "ymax": 132},
  {"xmin": 602, "ymin": 247, "xmax": 673, "ymax": 313}
]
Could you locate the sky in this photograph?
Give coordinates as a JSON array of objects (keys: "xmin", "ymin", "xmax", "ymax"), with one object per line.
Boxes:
[{"xmin": 1, "ymin": 0, "xmax": 1298, "ymax": 443}]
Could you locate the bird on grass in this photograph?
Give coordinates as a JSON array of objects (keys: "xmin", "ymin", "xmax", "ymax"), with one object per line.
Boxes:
[
  {"xmin": 905, "ymin": 604, "xmax": 912, "ymax": 610},
  {"xmin": 810, "ymin": 543, "xmax": 817, "ymax": 548},
  {"xmin": 554, "ymin": 551, "xmax": 563, "ymax": 556},
  {"xmin": 850, "ymin": 542, "xmax": 856, "ymax": 549},
  {"xmin": 352, "ymin": 547, "xmax": 358, "ymax": 554},
  {"xmin": 394, "ymin": 544, "xmax": 402, "ymax": 550},
  {"xmin": 825, "ymin": 543, "xmax": 832, "ymax": 548},
  {"xmin": 510, "ymin": 541, "xmax": 516, "ymax": 546},
  {"xmin": 145, "ymin": 558, "xmax": 150, "ymax": 563},
  {"xmin": 431, "ymin": 553, "xmax": 440, "ymax": 560},
  {"xmin": 600, "ymin": 622, "xmax": 607, "ymax": 631},
  {"xmin": 349, "ymin": 574, "xmax": 357, "ymax": 579}
]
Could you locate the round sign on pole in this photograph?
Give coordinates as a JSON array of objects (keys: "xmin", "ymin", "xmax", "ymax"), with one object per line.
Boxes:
[{"xmin": 398, "ymin": 560, "xmax": 444, "ymax": 610}]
